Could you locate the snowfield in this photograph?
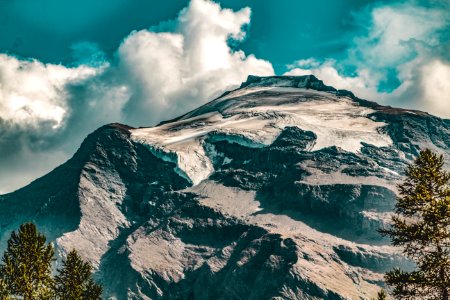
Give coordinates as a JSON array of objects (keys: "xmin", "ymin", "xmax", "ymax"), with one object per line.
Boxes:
[{"xmin": 131, "ymin": 86, "xmax": 393, "ymax": 185}]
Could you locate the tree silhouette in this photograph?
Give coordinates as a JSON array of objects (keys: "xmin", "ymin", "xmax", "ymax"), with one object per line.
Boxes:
[
  {"xmin": 0, "ymin": 223, "xmax": 54, "ymax": 299},
  {"xmin": 380, "ymin": 149, "xmax": 450, "ymax": 299},
  {"xmin": 0, "ymin": 223, "xmax": 103, "ymax": 299},
  {"xmin": 55, "ymin": 249, "xmax": 102, "ymax": 300}
]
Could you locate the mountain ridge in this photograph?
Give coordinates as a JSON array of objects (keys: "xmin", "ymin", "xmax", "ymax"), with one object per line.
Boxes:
[
  {"xmin": 1, "ymin": 75, "xmax": 449, "ymax": 299},
  {"xmin": 157, "ymin": 74, "xmax": 431, "ymax": 128}
]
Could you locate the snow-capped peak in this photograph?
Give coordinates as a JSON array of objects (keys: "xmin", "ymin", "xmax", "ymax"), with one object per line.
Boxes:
[
  {"xmin": 240, "ymin": 74, "xmax": 334, "ymax": 90},
  {"xmin": 131, "ymin": 76, "xmax": 392, "ymax": 186}
]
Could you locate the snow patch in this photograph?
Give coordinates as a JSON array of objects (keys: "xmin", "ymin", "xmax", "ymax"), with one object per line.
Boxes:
[{"xmin": 131, "ymin": 87, "xmax": 392, "ymax": 186}]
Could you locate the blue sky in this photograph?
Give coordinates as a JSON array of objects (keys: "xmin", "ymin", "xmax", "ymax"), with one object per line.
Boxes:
[{"xmin": 0, "ymin": 0, "xmax": 449, "ymax": 192}]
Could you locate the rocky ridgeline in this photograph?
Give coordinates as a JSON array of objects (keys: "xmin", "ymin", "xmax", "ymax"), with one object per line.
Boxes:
[{"xmin": 0, "ymin": 76, "xmax": 449, "ymax": 299}]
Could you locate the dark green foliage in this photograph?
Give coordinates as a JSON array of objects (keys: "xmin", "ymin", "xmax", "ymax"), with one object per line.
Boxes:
[
  {"xmin": 0, "ymin": 223, "xmax": 103, "ymax": 299},
  {"xmin": 0, "ymin": 279, "xmax": 9, "ymax": 300},
  {"xmin": 372, "ymin": 289, "xmax": 388, "ymax": 300},
  {"xmin": 0, "ymin": 223, "xmax": 54, "ymax": 299},
  {"xmin": 380, "ymin": 149, "xmax": 450, "ymax": 299},
  {"xmin": 55, "ymin": 249, "xmax": 102, "ymax": 300}
]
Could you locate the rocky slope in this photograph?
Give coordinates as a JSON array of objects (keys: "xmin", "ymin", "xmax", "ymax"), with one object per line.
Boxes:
[{"xmin": 0, "ymin": 75, "xmax": 449, "ymax": 299}]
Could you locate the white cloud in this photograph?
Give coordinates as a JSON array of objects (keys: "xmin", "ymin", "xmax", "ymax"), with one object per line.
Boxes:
[
  {"xmin": 381, "ymin": 56, "xmax": 450, "ymax": 117},
  {"xmin": 416, "ymin": 59, "xmax": 450, "ymax": 116},
  {"xmin": 0, "ymin": 0, "xmax": 274, "ymax": 193},
  {"xmin": 1, "ymin": 0, "xmax": 448, "ymax": 195},
  {"xmin": 118, "ymin": 0, "xmax": 273, "ymax": 125},
  {"xmin": 352, "ymin": 5, "xmax": 445, "ymax": 69},
  {"xmin": 286, "ymin": 2, "xmax": 450, "ymax": 118},
  {"xmin": 285, "ymin": 59, "xmax": 382, "ymax": 100},
  {"xmin": 0, "ymin": 54, "xmax": 99, "ymax": 130}
]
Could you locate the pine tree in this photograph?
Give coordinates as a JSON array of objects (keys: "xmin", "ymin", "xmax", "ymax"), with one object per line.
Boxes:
[
  {"xmin": 0, "ymin": 279, "xmax": 9, "ymax": 300},
  {"xmin": 0, "ymin": 223, "xmax": 55, "ymax": 300},
  {"xmin": 380, "ymin": 149, "xmax": 450, "ymax": 299},
  {"xmin": 55, "ymin": 249, "xmax": 102, "ymax": 300},
  {"xmin": 372, "ymin": 289, "xmax": 388, "ymax": 300}
]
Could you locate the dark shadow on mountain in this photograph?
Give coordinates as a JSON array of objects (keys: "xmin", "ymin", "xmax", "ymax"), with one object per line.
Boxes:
[{"xmin": 205, "ymin": 126, "xmax": 398, "ymax": 245}]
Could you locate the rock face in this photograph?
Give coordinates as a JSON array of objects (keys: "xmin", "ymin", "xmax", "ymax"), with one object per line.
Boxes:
[{"xmin": 0, "ymin": 75, "xmax": 449, "ymax": 299}]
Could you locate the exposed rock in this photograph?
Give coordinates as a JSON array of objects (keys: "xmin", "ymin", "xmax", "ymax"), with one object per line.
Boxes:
[{"xmin": 1, "ymin": 75, "xmax": 449, "ymax": 299}]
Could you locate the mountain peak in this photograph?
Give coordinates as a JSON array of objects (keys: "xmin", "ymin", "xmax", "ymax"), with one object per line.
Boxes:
[
  {"xmin": 240, "ymin": 74, "xmax": 356, "ymax": 98},
  {"xmin": 241, "ymin": 74, "xmax": 324, "ymax": 88},
  {"xmin": 2, "ymin": 73, "xmax": 450, "ymax": 299}
]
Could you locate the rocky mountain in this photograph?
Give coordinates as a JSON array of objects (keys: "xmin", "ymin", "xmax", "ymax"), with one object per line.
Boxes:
[{"xmin": 0, "ymin": 75, "xmax": 449, "ymax": 299}]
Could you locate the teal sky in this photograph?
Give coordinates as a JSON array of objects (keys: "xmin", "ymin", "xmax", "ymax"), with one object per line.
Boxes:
[{"xmin": 0, "ymin": 0, "xmax": 387, "ymax": 73}]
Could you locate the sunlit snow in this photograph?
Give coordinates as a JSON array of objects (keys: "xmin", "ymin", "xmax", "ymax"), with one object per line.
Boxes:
[{"xmin": 131, "ymin": 86, "xmax": 392, "ymax": 185}]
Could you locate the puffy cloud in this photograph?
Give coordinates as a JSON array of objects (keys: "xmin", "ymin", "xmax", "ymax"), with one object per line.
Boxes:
[
  {"xmin": 285, "ymin": 59, "xmax": 381, "ymax": 100},
  {"xmin": 351, "ymin": 4, "xmax": 446, "ymax": 69},
  {"xmin": 0, "ymin": 54, "xmax": 103, "ymax": 193},
  {"xmin": 0, "ymin": 0, "xmax": 274, "ymax": 193},
  {"xmin": 420, "ymin": 60, "xmax": 450, "ymax": 114},
  {"xmin": 286, "ymin": 2, "xmax": 450, "ymax": 118},
  {"xmin": 0, "ymin": 54, "xmax": 98, "ymax": 130},
  {"xmin": 118, "ymin": 0, "xmax": 273, "ymax": 125},
  {"xmin": 392, "ymin": 58, "xmax": 450, "ymax": 116}
]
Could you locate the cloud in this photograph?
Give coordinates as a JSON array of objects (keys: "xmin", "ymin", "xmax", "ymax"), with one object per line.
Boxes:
[
  {"xmin": 118, "ymin": 0, "xmax": 273, "ymax": 125},
  {"xmin": 394, "ymin": 57, "xmax": 450, "ymax": 115},
  {"xmin": 4, "ymin": 0, "xmax": 447, "ymax": 194},
  {"xmin": 286, "ymin": 1, "xmax": 450, "ymax": 118},
  {"xmin": 351, "ymin": 4, "xmax": 446, "ymax": 69},
  {"xmin": 0, "ymin": 54, "xmax": 102, "ymax": 193},
  {"xmin": 0, "ymin": 0, "xmax": 274, "ymax": 193},
  {"xmin": 420, "ymin": 60, "xmax": 450, "ymax": 113},
  {"xmin": 285, "ymin": 59, "xmax": 381, "ymax": 100},
  {"xmin": 0, "ymin": 54, "xmax": 98, "ymax": 131}
]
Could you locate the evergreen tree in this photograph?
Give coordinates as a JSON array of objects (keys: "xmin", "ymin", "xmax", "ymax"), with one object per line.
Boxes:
[
  {"xmin": 372, "ymin": 289, "xmax": 388, "ymax": 300},
  {"xmin": 55, "ymin": 249, "xmax": 102, "ymax": 300},
  {"xmin": 380, "ymin": 149, "xmax": 450, "ymax": 299},
  {"xmin": 0, "ymin": 279, "xmax": 9, "ymax": 300},
  {"xmin": 0, "ymin": 223, "xmax": 54, "ymax": 300}
]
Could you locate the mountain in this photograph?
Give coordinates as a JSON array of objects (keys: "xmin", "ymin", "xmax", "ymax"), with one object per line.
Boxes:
[{"xmin": 1, "ymin": 75, "xmax": 449, "ymax": 299}]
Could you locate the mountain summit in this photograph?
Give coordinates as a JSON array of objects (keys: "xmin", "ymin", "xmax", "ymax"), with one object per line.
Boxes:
[{"xmin": 1, "ymin": 75, "xmax": 449, "ymax": 299}]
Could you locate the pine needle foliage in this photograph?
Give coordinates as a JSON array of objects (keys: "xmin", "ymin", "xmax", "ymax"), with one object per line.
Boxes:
[
  {"xmin": 0, "ymin": 223, "xmax": 54, "ymax": 300},
  {"xmin": 0, "ymin": 279, "xmax": 9, "ymax": 300},
  {"xmin": 0, "ymin": 223, "xmax": 103, "ymax": 299},
  {"xmin": 372, "ymin": 289, "xmax": 388, "ymax": 300},
  {"xmin": 55, "ymin": 249, "xmax": 102, "ymax": 300},
  {"xmin": 380, "ymin": 149, "xmax": 450, "ymax": 299}
]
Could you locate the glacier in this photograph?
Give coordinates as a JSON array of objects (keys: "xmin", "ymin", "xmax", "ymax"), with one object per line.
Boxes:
[{"xmin": 131, "ymin": 84, "xmax": 393, "ymax": 186}]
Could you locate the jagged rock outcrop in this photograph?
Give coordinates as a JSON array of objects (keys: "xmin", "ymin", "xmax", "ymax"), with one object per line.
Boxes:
[{"xmin": 0, "ymin": 75, "xmax": 449, "ymax": 299}]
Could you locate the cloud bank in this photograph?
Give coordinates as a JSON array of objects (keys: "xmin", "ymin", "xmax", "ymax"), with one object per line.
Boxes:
[
  {"xmin": 0, "ymin": 54, "xmax": 98, "ymax": 130},
  {"xmin": 118, "ymin": 0, "xmax": 273, "ymax": 125},
  {"xmin": 1, "ymin": 0, "xmax": 449, "ymax": 193},
  {"xmin": 0, "ymin": 0, "xmax": 273, "ymax": 193},
  {"xmin": 286, "ymin": 1, "xmax": 450, "ymax": 118}
]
